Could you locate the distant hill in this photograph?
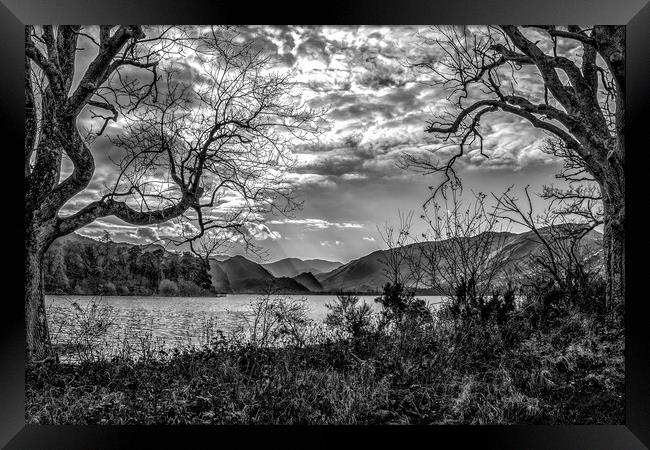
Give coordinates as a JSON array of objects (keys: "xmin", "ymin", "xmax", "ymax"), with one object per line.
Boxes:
[
  {"xmin": 209, "ymin": 263, "xmax": 232, "ymax": 293},
  {"xmin": 48, "ymin": 227, "xmax": 603, "ymax": 296},
  {"xmin": 292, "ymin": 272, "xmax": 324, "ymax": 292},
  {"xmin": 45, "ymin": 232, "xmax": 213, "ymax": 296},
  {"xmin": 262, "ymin": 258, "xmax": 343, "ymax": 278},
  {"xmin": 316, "ymin": 228, "xmax": 603, "ymax": 293},
  {"xmin": 209, "ymin": 255, "xmax": 310, "ymax": 294},
  {"xmin": 54, "ymin": 232, "xmax": 167, "ymax": 253},
  {"xmin": 53, "ymin": 232, "xmax": 100, "ymax": 246},
  {"xmin": 316, "ymin": 250, "xmax": 386, "ymax": 292}
]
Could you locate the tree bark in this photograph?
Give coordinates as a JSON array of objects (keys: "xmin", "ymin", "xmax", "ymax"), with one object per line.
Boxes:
[
  {"xmin": 25, "ymin": 214, "xmax": 56, "ymax": 362},
  {"xmin": 600, "ymin": 168, "xmax": 625, "ymax": 309}
]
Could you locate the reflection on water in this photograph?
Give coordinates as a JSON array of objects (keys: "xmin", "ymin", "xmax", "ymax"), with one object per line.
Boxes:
[{"xmin": 45, "ymin": 294, "xmax": 443, "ymax": 352}]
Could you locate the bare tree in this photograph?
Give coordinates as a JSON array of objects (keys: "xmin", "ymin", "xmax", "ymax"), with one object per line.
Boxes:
[
  {"xmin": 539, "ymin": 138, "xmax": 603, "ymax": 230},
  {"xmin": 377, "ymin": 210, "xmax": 423, "ymax": 289},
  {"xmin": 493, "ymin": 186, "xmax": 604, "ymax": 307},
  {"xmin": 419, "ymin": 185, "xmax": 511, "ymax": 316},
  {"xmin": 24, "ymin": 26, "xmax": 318, "ymax": 361},
  {"xmin": 402, "ymin": 25, "xmax": 624, "ymax": 307},
  {"xmin": 376, "ymin": 211, "xmax": 430, "ymax": 325}
]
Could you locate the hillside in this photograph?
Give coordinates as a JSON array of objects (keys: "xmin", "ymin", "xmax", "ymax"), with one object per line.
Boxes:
[
  {"xmin": 44, "ymin": 233, "xmax": 214, "ymax": 296},
  {"xmin": 209, "ymin": 256, "xmax": 311, "ymax": 294},
  {"xmin": 54, "ymin": 232, "xmax": 167, "ymax": 253},
  {"xmin": 316, "ymin": 228, "xmax": 603, "ymax": 293},
  {"xmin": 262, "ymin": 258, "xmax": 343, "ymax": 278},
  {"xmin": 45, "ymin": 227, "xmax": 603, "ymax": 296},
  {"xmin": 292, "ymin": 272, "xmax": 324, "ymax": 292},
  {"xmin": 316, "ymin": 250, "xmax": 386, "ymax": 292}
]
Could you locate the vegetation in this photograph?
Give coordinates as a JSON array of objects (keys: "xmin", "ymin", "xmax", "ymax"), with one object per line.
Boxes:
[
  {"xmin": 404, "ymin": 25, "xmax": 625, "ymax": 308},
  {"xmin": 27, "ymin": 182, "xmax": 623, "ymax": 425},
  {"xmin": 26, "ymin": 282, "xmax": 623, "ymax": 424},
  {"xmin": 24, "ymin": 24, "xmax": 625, "ymax": 424},
  {"xmin": 44, "ymin": 233, "xmax": 215, "ymax": 297},
  {"xmin": 25, "ymin": 25, "xmax": 319, "ymax": 361}
]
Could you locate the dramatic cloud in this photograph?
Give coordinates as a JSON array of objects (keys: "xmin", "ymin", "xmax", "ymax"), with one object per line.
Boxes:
[
  {"xmin": 136, "ymin": 227, "xmax": 160, "ymax": 243},
  {"xmin": 68, "ymin": 25, "xmax": 569, "ymax": 262},
  {"xmin": 267, "ymin": 218, "xmax": 364, "ymax": 230}
]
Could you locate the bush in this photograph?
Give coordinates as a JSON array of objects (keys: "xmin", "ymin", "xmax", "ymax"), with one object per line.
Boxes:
[
  {"xmin": 159, "ymin": 279, "xmax": 179, "ymax": 296},
  {"xmin": 247, "ymin": 294, "xmax": 312, "ymax": 347},
  {"xmin": 178, "ymin": 279, "xmax": 203, "ymax": 296},
  {"xmin": 479, "ymin": 285, "xmax": 517, "ymax": 325},
  {"xmin": 73, "ymin": 284, "xmax": 88, "ymax": 296},
  {"xmin": 101, "ymin": 281, "xmax": 117, "ymax": 296},
  {"xmin": 375, "ymin": 282, "xmax": 430, "ymax": 326},
  {"xmin": 117, "ymin": 285, "xmax": 130, "ymax": 296},
  {"xmin": 30, "ymin": 288, "xmax": 623, "ymax": 425},
  {"xmin": 60, "ymin": 298, "xmax": 118, "ymax": 363},
  {"xmin": 325, "ymin": 293, "xmax": 374, "ymax": 339}
]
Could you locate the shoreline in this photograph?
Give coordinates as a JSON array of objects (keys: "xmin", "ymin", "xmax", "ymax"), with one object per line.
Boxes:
[{"xmin": 45, "ymin": 291, "xmax": 446, "ymax": 298}]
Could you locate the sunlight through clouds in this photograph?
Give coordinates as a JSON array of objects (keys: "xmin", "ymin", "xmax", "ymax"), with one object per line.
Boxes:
[{"xmin": 69, "ymin": 26, "xmax": 569, "ymax": 261}]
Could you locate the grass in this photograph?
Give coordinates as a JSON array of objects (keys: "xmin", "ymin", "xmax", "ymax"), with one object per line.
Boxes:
[{"xmin": 25, "ymin": 295, "xmax": 624, "ymax": 425}]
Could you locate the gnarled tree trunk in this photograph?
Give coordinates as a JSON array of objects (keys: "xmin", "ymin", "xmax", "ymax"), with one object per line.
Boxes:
[
  {"xmin": 600, "ymin": 165, "xmax": 625, "ymax": 309},
  {"xmin": 25, "ymin": 213, "xmax": 57, "ymax": 362},
  {"xmin": 408, "ymin": 25, "xmax": 626, "ymax": 313},
  {"xmin": 24, "ymin": 25, "xmax": 309, "ymax": 363}
]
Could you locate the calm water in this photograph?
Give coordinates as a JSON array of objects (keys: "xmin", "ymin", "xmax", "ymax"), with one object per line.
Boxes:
[{"xmin": 45, "ymin": 294, "xmax": 444, "ymax": 351}]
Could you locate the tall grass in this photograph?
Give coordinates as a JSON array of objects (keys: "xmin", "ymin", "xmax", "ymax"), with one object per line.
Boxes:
[{"xmin": 28, "ymin": 291, "xmax": 623, "ymax": 425}]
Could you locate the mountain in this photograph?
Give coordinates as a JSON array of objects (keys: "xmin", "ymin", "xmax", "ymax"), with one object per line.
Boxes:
[
  {"xmin": 209, "ymin": 262, "xmax": 231, "ymax": 293},
  {"xmin": 316, "ymin": 250, "xmax": 386, "ymax": 292},
  {"xmin": 54, "ymin": 232, "xmax": 167, "ymax": 253},
  {"xmin": 45, "ymin": 232, "xmax": 214, "ymax": 296},
  {"xmin": 209, "ymin": 255, "xmax": 311, "ymax": 294},
  {"xmin": 292, "ymin": 272, "xmax": 324, "ymax": 292},
  {"xmin": 53, "ymin": 232, "xmax": 101, "ymax": 246},
  {"xmin": 316, "ymin": 228, "xmax": 604, "ymax": 293},
  {"xmin": 262, "ymin": 258, "xmax": 343, "ymax": 278},
  {"xmin": 50, "ymin": 227, "xmax": 603, "ymax": 296}
]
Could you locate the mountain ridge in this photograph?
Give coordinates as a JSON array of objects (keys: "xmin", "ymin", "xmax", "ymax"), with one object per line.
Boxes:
[
  {"xmin": 262, "ymin": 257, "xmax": 343, "ymax": 278},
  {"xmin": 51, "ymin": 227, "xmax": 603, "ymax": 295}
]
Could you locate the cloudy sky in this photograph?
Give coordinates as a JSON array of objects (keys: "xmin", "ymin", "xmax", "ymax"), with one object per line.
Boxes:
[{"xmin": 65, "ymin": 25, "xmax": 572, "ymax": 264}]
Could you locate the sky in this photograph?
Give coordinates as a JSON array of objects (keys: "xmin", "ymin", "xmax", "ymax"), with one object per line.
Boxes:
[{"xmin": 61, "ymin": 25, "xmax": 575, "ymax": 264}]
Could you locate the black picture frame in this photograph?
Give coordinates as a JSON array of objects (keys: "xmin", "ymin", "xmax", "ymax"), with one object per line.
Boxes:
[{"xmin": 3, "ymin": 1, "xmax": 649, "ymax": 448}]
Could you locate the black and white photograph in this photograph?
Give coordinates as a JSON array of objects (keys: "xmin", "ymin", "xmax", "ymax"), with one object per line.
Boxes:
[{"xmin": 23, "ymin": 24, "xmax": 627, "ymax": 426}]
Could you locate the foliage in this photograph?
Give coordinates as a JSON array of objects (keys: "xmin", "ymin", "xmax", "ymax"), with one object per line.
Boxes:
[
  {"xmin": 247, "ymin": 294, "xmax": 312, "ymax": 348},
  {"xmin": 325, "ymin": 293, "xmax": 374, "ymax": 339},
  {"xmin": 43, "ymin": 237, "xmax": 215, "ymax": 297},
  {"xmin": 402, "ymin": 25, "xmax": 625, "ymax": 308},
  {"xmin": 441, "ymin": 279, "xmax": 517, "ymax": 325},
  {"xmin": 158, "ymin": 279, "xmax": 179, "ymax": 296},
  {"xmin": 47, "ymin": 298, "xmax": 118, "ymax": 364},
  {"xmin": 30, "ymin": 190, "xmax": 622, "ymax": 425},
  {"xmin": 375, "ymin": 282, "xmax": 430, "ymax": 326},
  {"xmin": 27, "ymin": 286, "xmax": 623, "ymax": 425}
]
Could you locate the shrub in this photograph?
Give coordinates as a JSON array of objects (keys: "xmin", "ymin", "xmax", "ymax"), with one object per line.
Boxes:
[
  {"xmin": 159, "ymin": 279, "xmax": 179, "ymax": 296},
  {"xmin": 178, "ymin": 279, "xmax": 203, "ymax": 296},
  {"xmin": 325, "ymin": 293, "xmax": 374, "ymax": 339},
  {"xmin": 117, "ymin": 285, "xmax": 130, "ymax": 296},
  {"xmin": 61, "ymin": 298, "xmax": 118, "ymax": 363},
  {"xmin": 247, "ymin": 294, "xmax": 312, "ymax": 347},
  {"xmin": 375, "ymin": 282, "xmax": 430, "ymax": 326},
  {"xmin": 478, "ymin": 284, "xmax": 517, "ymax": 325},
  {"xmin": 101, "ymin": 281, "xmax": 117, "ymax": 296},
  {"xmin": 73, "ymin": 284, "xmax": 88, "ymax": 295},
  {"xmin": 30, "ymin": 281, "xmax": 624, "ymax": 425}
]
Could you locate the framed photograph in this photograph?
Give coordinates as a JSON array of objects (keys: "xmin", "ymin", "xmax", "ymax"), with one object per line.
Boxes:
[{"xmin": 4, "ymin": 0, "xmax": 649, "ymax": 447}]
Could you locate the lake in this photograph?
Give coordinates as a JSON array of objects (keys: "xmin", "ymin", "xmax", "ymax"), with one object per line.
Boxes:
[{"xmin": 45, "ymin": 294, "xmax": 445, "ymax": 352}]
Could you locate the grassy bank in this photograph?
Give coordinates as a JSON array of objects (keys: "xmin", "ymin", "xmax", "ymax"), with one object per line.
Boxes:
[{"xmin": 26, "ymin": 292, "xmax": 624, "ymax": 425}]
